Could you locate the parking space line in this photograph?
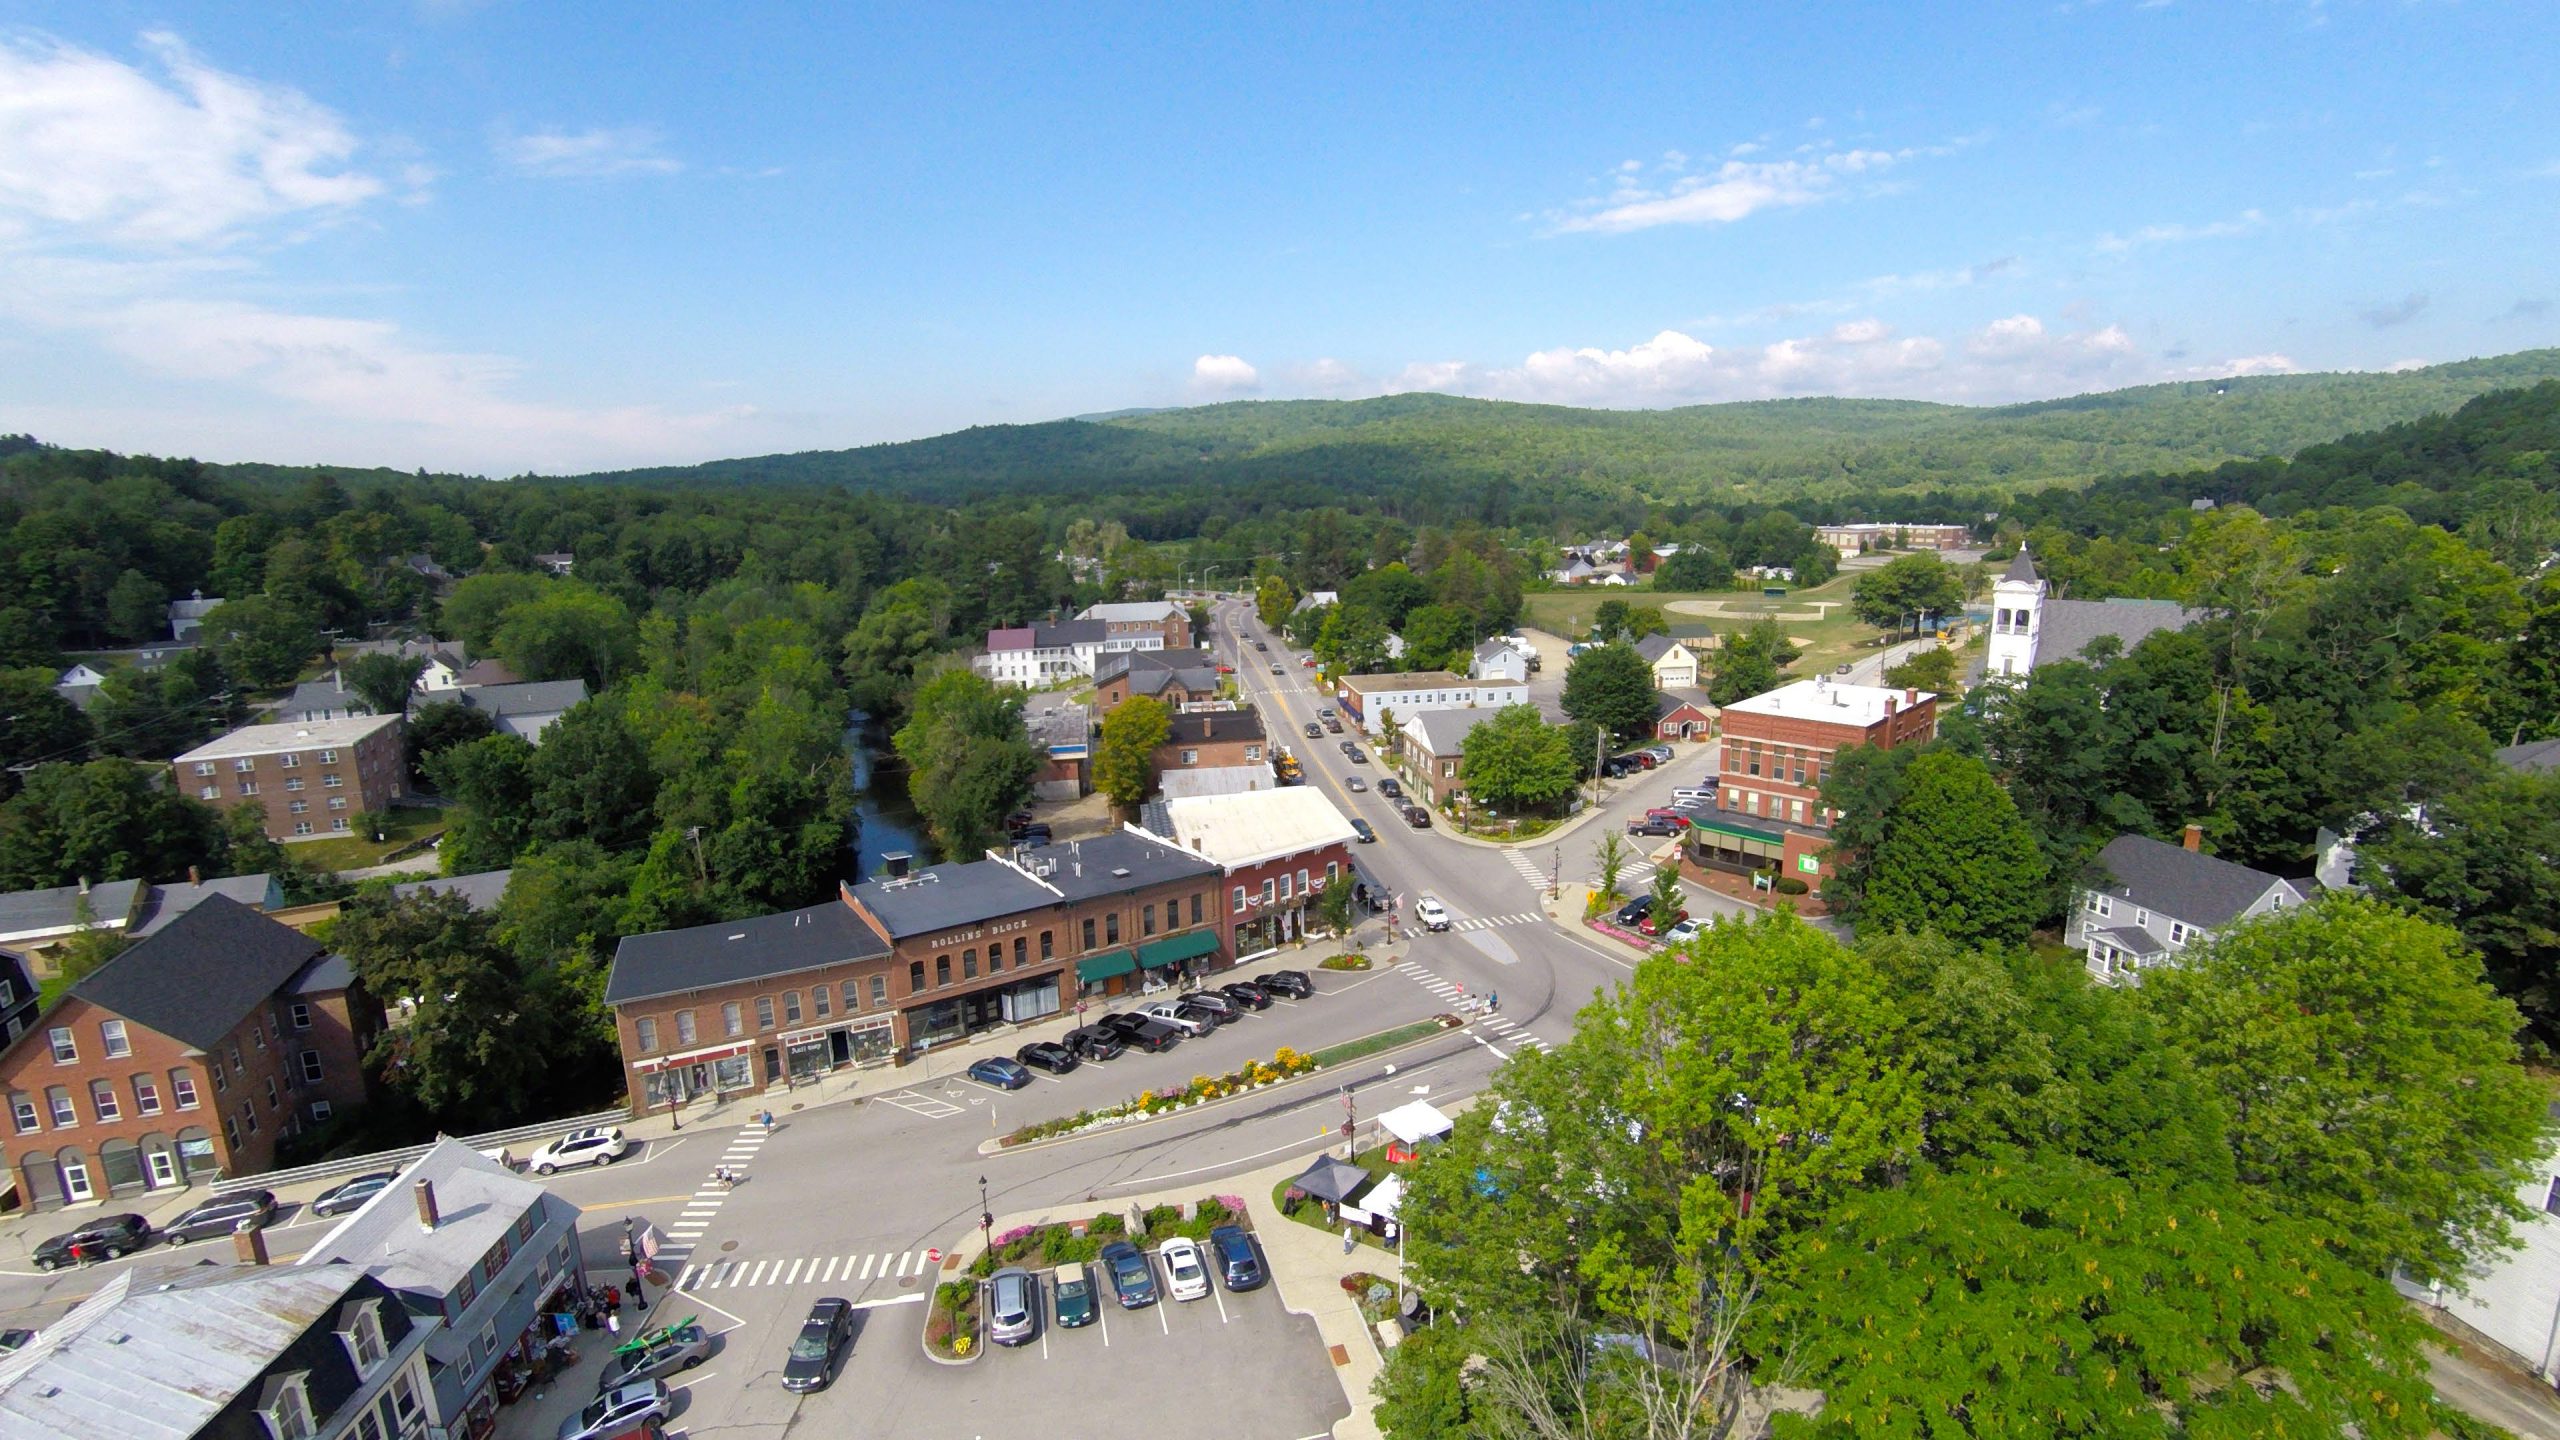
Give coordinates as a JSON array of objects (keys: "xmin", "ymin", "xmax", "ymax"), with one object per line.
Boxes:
[
  {"xmin": 1212, "ymin": 1285, "xmax": 1231, "ymax": 1325},
  {"xmin": 1098, "ymin": 1300, "xmax": 1110, "ymax": 1347}
]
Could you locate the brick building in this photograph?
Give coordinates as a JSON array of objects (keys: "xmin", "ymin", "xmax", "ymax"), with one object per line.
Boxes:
[
  {"xmin": 0, "ymin": 897, "xmax": 378, "ymax": 1209},
  {"xmin": 1687, "ymin": 678, "xmax": 1938, "ymax": 892},
  {"xmin": 1398, "ymin": 709, "xmax": 1485, "ymax": 810},
  {"xmin": 1093, "ymin": 648, "xmax": 1223, "ymax": 711},
  {"xmin": 1335, "ymin": 672, "xmax": 1528, "ymax": 738},
  {"xmin": 1813, "ymin": 521, "xmax": 1974, "ymax": 555},
  {"xmin": 1154, "ymin": 708, "xmax": 1268, "ymax": 776},
  {"xmin": 171, "ymin": 713, "xmax": 407, "ymax": 842},
  {"xmin": 1077, "ymin": 600, "xmax": 1194, "ymax": 651},
  {"xmin": 1150, "ymin": 788, "xmax": 1359, "ymax": 956},
  {"xmin": 603, "ymin": 829, "xmax": 1227, "ymax": 1116}
]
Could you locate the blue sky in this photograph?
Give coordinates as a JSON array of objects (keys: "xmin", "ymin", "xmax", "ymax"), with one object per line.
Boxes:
[{"xmin": 1, "ymin": 1, "xmax": 2553, "ymax": 474}]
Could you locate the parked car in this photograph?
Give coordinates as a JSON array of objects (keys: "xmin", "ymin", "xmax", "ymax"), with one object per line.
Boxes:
[
  {"xmin": 1098, "ymin": 1011, "xmax": 1152, "ymax": 1040},
  {"xmin": 989, "ymin": 1266, "xmax": 1041, "ymax": 1345},
  {"xmin": 1065, "ymin": 1026, "xmax": 1126, "ymax": 1061},
  {"xmin": 1216, "ymin": 663, "xmax": 1235, "ymax": 675},
  {"xmin": 1141, "ymin": 1000, "xmax": 1214, "ymax": 1037},
  {"xmin": 32, "ymin": 1213, "xmax": 151, "ymax": 1271},
  {"xmin": 163, "ymin": 1190, "xmax": 276, "ymax": 1245},
  {"xmin": 1304, "ymin": 721, "xmax": 1323, "ymax": 738},
  {"xmin": 1100, "ymin": 1240, "xmax": 1158, "ymax": 1308},
  {"xmin": 1016, "ymin": 1040, "xmax": 1080, "ymax": 1074},
  {"xmin": 1159, "ymin": 1237, "xmax": 1212, "ymax": 1301},
  {"xmin": 1632, "ymin": 750, "xmax": 1662, "ymax": 769},
  {"xmin": 1178, "ymin": 994, "xmax": 1237, "ymax": 1026},
  {"xmin": 1643, "ymin": 745, "xmax": 1675, "ymax": 764},
  {"xmin": 1601, "ymin": 757, "xmax": 1639, "ymax": 778},
  {"xmin": 1627, "ymin": 817, "xmax": 1682, "ymax": 837},
  {"xmin": 596, "ymin": 1324, "xmax": 711, "ymax": 1390},
  {"xmin": 1324, "ymin": 717, "xmax": 1344, "ymax": 733},
  {"xmin": 1300, "ymin": 655, "xmax": 1317, "ymax": 668},
  {"xmin": 1316, "ymin": 706, "xmax": 1336, "ymax": 718},
  {"xmin": 779, "ymin": 1298, "xmax": 852, "ymax": 1392},
  {"xmin": 1661, "ymin": 917, "xmax": 1705, "ymax": 944},
  {"xmin": 966, "ymin": 1056, "xmax": 1033, "ymax": 1091},
  {"xmin": 1253, "ymin": 640, "xmax": 1268, "ymax": 652},
  {"xmin": 1338, "ymin": 739, "xmax": 1359, "ymax": 756},
  {"xmin": 1209, "ymin": 1224, "xmax": 1266, "ymax": 1291},
  {"xmin": 1257, "ymin": 969, "xmax": 1314, "ymax": 999},
  {"xmin": 1053, "ymin": 1261, "xmax": 1098, "ymax": 1328},
  {"xmin": 1415, "ymin": 897, "xmax": 1451, "ymax": 931},
  {"xmin": 1219, "ymin": 980, "xmax": 1272, "ymax": 1011},
  {"xmin": 1124, "ymin": 1019, "xmax": 1182, "ymax": 1053},
  {"xmin": 1613, "ymin": 896, "xmax": 1654, "ymax": 928},
  {"xmin": 1370, "ymin": 776, "xmax": 1401, "ymax": 800},
  {"xmin": 310, "ymin": 1172, "xmax": 399, "ymax": 1218},
  {"xmin": 1345, "ymin": 775, "xmax": 1367, "ymax": 792},
  {"xmin": 1642, "ymin": 808, "xmax": 1694, "ymax": 830},
  {"xmin": 1671, "ymin": 787, "xmax": 1716, "ymax": 806},
  {"xmin": 1640, "ymin": 907, "xmax": 1688, "ymax": 936},
  {"xmin": 530, "ymin": 1125, "xmax": 630, "ymax": 1175},
  {"xmin": 559, "ymin": 1382, "xmax": 670, "ymax": 1440},
  {"xmin": 1271, "ymin": 663, "xmax": 1284, "ymax": 674},
  {"xmin": 1401, "ymin": 805, "xmax": 1432, "ymax": 829}
]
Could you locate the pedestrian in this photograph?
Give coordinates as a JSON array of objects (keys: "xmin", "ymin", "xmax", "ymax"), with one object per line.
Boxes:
[
  {"xmin": 760, "ymin": 1108, "xmax": 774, "ymax": 1130},
  {"xmin": 68, "ymin": 1240, "xmax": 87, "ymax": 1268},
  {"xmin": 1342, "ymin": 1226, "xmax": 1356, "ymax": 1255},
  {"xmin": 1489, "ymin": 990, "xmax": 1500, "ymax": 1013}
]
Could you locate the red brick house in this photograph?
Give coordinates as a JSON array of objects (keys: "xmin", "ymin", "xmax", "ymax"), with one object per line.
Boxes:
[
  {"xmin": 1154, "ymin": 708, "xmax": 1268, "ymax": 776},
  {"xmin": 1154, "ymin": 789, "xmax": 1360, "ymax": 956},
  {"xmin": 1688, "ymin": 678, "xmax": 1938, "ymax": 892},
  {"xmin": 1653, "ymin": 691, "xmax": 1715, "ymax": 741},
  {"xmin": 1, "ymin": 897, "xmax": 379, "ymax": 1208}
]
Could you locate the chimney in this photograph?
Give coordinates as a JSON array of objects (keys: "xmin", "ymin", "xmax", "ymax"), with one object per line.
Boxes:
[
  {"xmin": 414, "ymin": 1179, "xmax": 439, "ymax": 1233},
  {"xmin": 1884, "ymin": 695, "xmax": 1898, "ymax": 716},
  {"xmin": 2182, "ymin": 824, "xmax": 2203, "ymax": 853},
  {"xmin": 77, "ymin": 876, "xmax": 89, "ymax": 896},
  {"xmin": 233, "ymin": 1220, "xmax": 269, "ymax": 1267},
  {"xmin": 188, "ymin": 866, "xmax": 201, "ymax": 886},
  {"xmin": 883, "ymin": 852, "xmax": 912, "ymax": 880},
  {"xmin": 1905, "ymin": 688, "xmax": 1919, "ymax": 706}
]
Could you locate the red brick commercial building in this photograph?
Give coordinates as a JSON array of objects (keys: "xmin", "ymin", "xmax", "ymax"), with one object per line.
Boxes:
[
  {"xmin": 0, "ymin": 897, "xmax": 378, "ymax": 1209},
  {"xmin": 1688, "ymin": 678, "xmax": 1938, "ymax": 893},
  {"xmin": 603, "ymin": 829, "xmax": 1229, "ymax": 1115},
  {"xmin": 171, "ymin": 713, "xmax": 407, "ymax": 842},
  {"xmin": 1093, "ymin": 649, "xmax": 1223, "ymax": 711},
  {"xmin": 1154, "ymin": 708, "xmax": 1268, "ymax": 776},
  {"xmin": 1152, "ymin": 788, "xmax": 1360, "ymax": 956},
  {"xmin": 1077, "ymin": 601, "xmax": 1195, "ymax": 651}
]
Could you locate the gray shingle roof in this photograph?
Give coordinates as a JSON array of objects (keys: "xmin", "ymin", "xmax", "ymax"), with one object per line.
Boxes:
[
  {"xmin": 2001, "ymin": 549, "xmax": 2040, "ymax": 584},
  {"xmin": 279, "ymin": 673, "xmax": 372, "ymax": 717},
  {"xmin": 1025, "ymin": 829, "xmax": 1219, "ymax": 904},
  {"xmin": 128, "ymin": 874, "xmax": 279, "ymax": 937},
  {"xmin": 1633, "ymin": 634, "xmax": 1681, "ymax": 663},
  {"xmin": 389, "ymin": 869, "xmax": 512, "ymax": 912},
  {"xmin": 2033, "ymin": 598, "xmax": 2200, "ymax": 668},
  {"xmin": 298, "ymin": 1138, "xmax": 574, "ymax": 1303},
  {"xmin": 2496, "ymin": 738, "xmax": 2560, "ymax": 775},
  {"xmin": 453, "ymin": 678, "xmax": 588, "ymax": 718},
  {"xmin": 2085, "ymin": 834, "xmax": 2288, "ymax": 929},
  {"xmin": 66, "ymin": 895, "xmax": 328, "ymax": 1051},
  {"xmin": 605, "ymin": 898, "xmax": 894, "ymax": 1005},
  {"xmin": 1403, "ymin": 708, "xmax": 1484, "ymax": 755},
  {"xmin": 0, "ymin": 879, "xmax": 144, "ymax": 940},
  {"xmin": 1163, "ymin": 709, "xmax": 1265, "ymax": 747}
]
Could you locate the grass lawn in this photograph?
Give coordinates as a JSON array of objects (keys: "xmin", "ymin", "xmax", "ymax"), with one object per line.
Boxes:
[
  {"xmin": 293, "ymin": 806, "xmax": 447, "ymax": 872},
  {"xmin": 1309, "ymin": 1019, "xmax": 1448, "ymax": 1068},
  {"xmin": 1524, "ymin": 568, "xmax": 1959, "ymax": 678},
  {"xmin": 1270, "ymin": 1146, "xmax": 1404, "ymax": 1252}
]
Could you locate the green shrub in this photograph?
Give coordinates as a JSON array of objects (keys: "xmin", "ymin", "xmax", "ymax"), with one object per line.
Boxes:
[
  {"xmin": 1319, "ymin": 954, "xmax": 1371, "ymax": 971},
  {"xmin": 1142, "ymin": 1203, "xmax": 1182, "ymax": 1235},
  {"xmin": 1089, "ymin": 1211, "xmax": 1126, "ymax": 1236},
  {"xmin": 1774, "ymin": 876, "xmax": 1809, "ymax": 895}
]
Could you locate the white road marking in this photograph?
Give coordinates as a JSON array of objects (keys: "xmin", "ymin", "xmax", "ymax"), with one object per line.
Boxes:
[
  {"xmin": 848, "ymin": 1292, "xmax": 925, "ymax": 1310},
  {"xmin": 897, "ymin": 1251, "xmax": 914, "ymax": 1278},
  {"xmin": 747, "ymin": 1260, "xmax": 771, "ymax": 1286},
  {"xmin": 821, "ymin": 1256, "xmax": 840, "ymax": 1282},
  {"xmin": 858, "ymin": 1254, "xmax": 876, "ymax": 1280},
  {"xmin": 783, "ymin": 1258, "xmax": 804, "ymax": 1284}
]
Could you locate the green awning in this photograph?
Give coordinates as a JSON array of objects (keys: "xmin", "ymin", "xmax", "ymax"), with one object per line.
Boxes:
[
  {"xmin": 1137, "ymin": 929, "xmax": 1220, "ymax": 969},
  {"xmin": 1075, "ymin": 950, "xmax": 1137, "ymax": 983},
  {"xmin": 1692, "ymin": 819, "xmax": 1785, "ymax": 845}
]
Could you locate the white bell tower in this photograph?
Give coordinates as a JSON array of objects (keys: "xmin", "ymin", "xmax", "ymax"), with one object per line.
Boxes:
[{"xmin": 1986, "ymin": 548, "xmax": 2045, "ymax": 678}]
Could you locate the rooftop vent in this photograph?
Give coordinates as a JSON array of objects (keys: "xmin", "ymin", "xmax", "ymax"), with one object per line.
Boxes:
[
  {"xmin": 882, "ymin": 852, "xmax": 912, "ymax": 880},
  {"xmin": 1111, "ymin": 867, "xmax": 1130, "ymax": 878}
]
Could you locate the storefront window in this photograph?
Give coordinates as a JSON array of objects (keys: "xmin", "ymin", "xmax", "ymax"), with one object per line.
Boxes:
[{"xmin": 712, "ymin": 1055, "xmax": 753, "ymax": 1091}]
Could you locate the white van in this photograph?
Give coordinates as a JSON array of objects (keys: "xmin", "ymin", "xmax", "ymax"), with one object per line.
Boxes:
[{"xmin": 1671, "ymin": 788, "xmax": 1716, "ymax": 806}]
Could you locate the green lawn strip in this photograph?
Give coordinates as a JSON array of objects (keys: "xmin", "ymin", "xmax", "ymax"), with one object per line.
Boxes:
[
  {"xmin": 1270, "ymin": 1146, "xmax": 1404, "ymax": 1253},
  {"xmin": 296, "ymin": 807, "xmax": 447, "ymax": 871},
  {"xmin": 1307, "ymin": 1019, "xmax": 1447, "ymax": 1068}
]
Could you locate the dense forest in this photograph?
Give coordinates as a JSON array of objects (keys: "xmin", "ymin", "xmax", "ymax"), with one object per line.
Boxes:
[{"xmin": 570, "ymin": 348, "xmax": 2560, "ymax": 520}]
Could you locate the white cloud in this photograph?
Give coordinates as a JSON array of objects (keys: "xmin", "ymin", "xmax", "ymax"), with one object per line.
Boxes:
[
  {"xmin": 2360, "ymin": 292, "xmax": 2430, "ymax": 328},
  {"xmin": 2095, "ymin": 208, "xmax": 2266, "ymax": 253},
  {"xmin": 1546, "ymin": 144, "xmax": 1948, "ymax": 235},
  {"xmin": 0, "ymin": 30, "xmax": 384, "ymax": 246},
  {"xmin": 2216, "ymin": 354, "xmax": 2298, "ymax": 376},
  {"xmin": 1189, "ymin": 354, "xmax": 1260, "ymax": 395},
  {"xmin": 494, "ymin": 126, "xmax": 682, "ymax": 178}
]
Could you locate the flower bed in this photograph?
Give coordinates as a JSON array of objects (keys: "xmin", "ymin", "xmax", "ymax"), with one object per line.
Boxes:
[
  {"xmin": 1585, "ymin": 916, "xmax": 1658, "ymax": 948},
  {"xmin": 964, "ymin": 1197, "xmax": 1256, "ymax": 1279},
  {"xmin": 999, "ymin": 1050, "xmax": 1318, "ymax": 1147},
  {"xmin": 1318, "ymin": 954, "xmax": 1372, "ymax": 971},
  {"xmin": 925, "ymin": 1278, "xmax": 979, "ymax": 1359}
]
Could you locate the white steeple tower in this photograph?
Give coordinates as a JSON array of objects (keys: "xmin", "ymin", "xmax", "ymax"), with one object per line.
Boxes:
[{"xmin": 1986, "ymin": 546, "xmax": 2046, "ymax": 678}]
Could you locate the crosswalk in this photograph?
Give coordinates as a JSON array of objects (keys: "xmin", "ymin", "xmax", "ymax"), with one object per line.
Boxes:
[
  {"xmin": 651, "ymin": 1118, "xmax": 771, "ymax": 1274},
  {"xmin": 1504, "ymin": 850, "xmax": 1551, "ymax": 890},
  {"xmin": 1398, "ymin": 963, "xmax": 1552, "ymax": 1054},
  {"xmin": 678, "ymin": 1247, "xmax": 938, "ymax": 1292},
  {"xmin": 1450, "ymin": 911, "xmax": 1539, "ymax": 933}
]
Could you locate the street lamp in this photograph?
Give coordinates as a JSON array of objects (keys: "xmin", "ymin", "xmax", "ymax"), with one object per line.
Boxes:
[{"xmin": 978, "ymin": 1175, "xmax": 993, "ymax": 1256}]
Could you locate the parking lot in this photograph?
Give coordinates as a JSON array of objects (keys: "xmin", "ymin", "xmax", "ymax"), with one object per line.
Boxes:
[{"xmin": 559, "ymin": 1237, "xmax": 1347, "ymax": 1440}]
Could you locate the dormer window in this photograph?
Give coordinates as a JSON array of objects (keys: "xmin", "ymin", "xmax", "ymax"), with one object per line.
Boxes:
[
  {"xmin": 337, "ymin": 1298, "xmax": 387, "ymax": 1375},
  {"xmin": 258, "ymin": 1371, "xmax": 315, "ymax": 1440}
]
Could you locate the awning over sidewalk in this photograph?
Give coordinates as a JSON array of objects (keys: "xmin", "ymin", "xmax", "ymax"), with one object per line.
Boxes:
[
  {"xmin": 631, "ymin": 1040, "xmax": 754, "ymax": 1073},
  {"xmin": 1692, "ymin": 818, "xmax": 1785, "ymax": 845},
  {"xmin": 1075, "ymin": 950, "xmax": 1137, "ymax": 983},
  {"xmin": 1137, "ymin": 929, "xmax": 1219, "ymax": 969}
]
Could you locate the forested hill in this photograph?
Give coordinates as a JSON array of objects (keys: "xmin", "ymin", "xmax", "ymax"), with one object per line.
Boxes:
[{"xmin": 568, "ymin": 348, "xmax": 2560, "ymax": 505}]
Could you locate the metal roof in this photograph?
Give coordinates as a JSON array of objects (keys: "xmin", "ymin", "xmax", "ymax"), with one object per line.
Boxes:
[
  {"xmin": 298, "ymin": 1138, "xmax": 573, "ymax": 1303},
  {"xmin": 1160, "ymin": 789, "xmax": 1358, "ymax": 871}
]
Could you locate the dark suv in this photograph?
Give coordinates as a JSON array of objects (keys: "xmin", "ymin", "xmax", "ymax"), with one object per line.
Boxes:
[
  {"xmin": 163, "ymin": 1190, "xmax": 277, "ymax": 1245},
  {"xmin": 1209, "ymin": 1224, "xmax": 1265, "ymax": 1291},
  {"xmin": 1065, "ymin": 1026, "xmax": 1125, "ymax": 1061},
  {"xmin": 33, "ymin": 1213, "xmax": 152, "ymax": 1271}
]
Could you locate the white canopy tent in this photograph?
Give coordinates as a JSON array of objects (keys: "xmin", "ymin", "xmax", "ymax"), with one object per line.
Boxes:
[{"xmin": 1377, "ymin": 1101, "xmax": 1454, "ymax": 1147}]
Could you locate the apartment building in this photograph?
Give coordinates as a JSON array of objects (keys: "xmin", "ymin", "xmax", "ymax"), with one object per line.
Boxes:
[
  {"xmin": 1335, "ymin": 672, "xmax": 1529, "ymax": 738},
  {"xmin": 171, "ymin": 714, "xmax": 407, "ymax": 842},
  {"xmin": 1688, "ymin": 677, "xmax": 1938, "ymax": 892}
]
